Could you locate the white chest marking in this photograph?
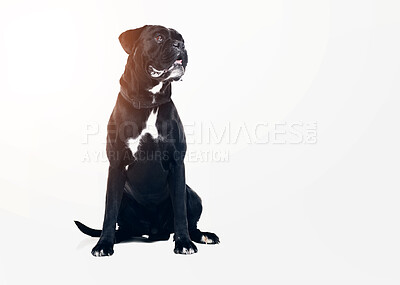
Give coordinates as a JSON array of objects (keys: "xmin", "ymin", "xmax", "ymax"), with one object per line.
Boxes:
[
  {"xmin": 148, "ymin": 82, "xmax": 163, "ymax": 94},
  {"xmin": 126, "ymin": 108, "xmax": 159, "ymax": 155}
]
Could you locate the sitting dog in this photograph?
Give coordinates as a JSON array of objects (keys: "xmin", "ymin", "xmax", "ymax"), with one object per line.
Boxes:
[{"xmin": 75, "ymin": 25, "xmax": 219, "ymax": 256}]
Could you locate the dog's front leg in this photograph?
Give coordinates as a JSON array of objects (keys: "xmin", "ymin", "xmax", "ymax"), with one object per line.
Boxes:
[
  {"xmin": 91, "ymin": 165, "xmax": 126, "ymax": 256},
  {"xmin": 169, "ymin": 163, "xmax": 197, "ymax": 254}
]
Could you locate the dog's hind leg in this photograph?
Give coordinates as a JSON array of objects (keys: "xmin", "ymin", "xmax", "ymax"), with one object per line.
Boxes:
[
  {"xmin": 186, "ymin": 185, "xmax": 220, "ymax": 245},
  {"xmin": 115, "ymin": 192, "xmax": 150, "ymax": 242}
]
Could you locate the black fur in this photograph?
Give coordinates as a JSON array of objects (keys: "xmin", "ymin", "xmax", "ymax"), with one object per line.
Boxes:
[{"xmin": 75, "ymin": 25, "xmax": 219, "ymax": 256}]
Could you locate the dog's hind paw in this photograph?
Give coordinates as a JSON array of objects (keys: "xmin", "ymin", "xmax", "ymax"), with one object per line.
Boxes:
[
  {"xmin": 200, "ymin": 232, "xmax": 220, "ymax": 244},
  {"xmin": 91, "ymin": 241, "xmax": 114, "ymax": 257},
  {"xmin": 173, "ymin": 236, "xmax": 197, "ymax": 255},
  {"xmin": 189, "ymin": 229, "xmax": 220, "ymax": 245}
]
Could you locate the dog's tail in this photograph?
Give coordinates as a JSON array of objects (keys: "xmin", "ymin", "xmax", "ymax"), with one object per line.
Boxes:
[{"xmin": 74, "ymin": 221, "xmax": 102, "ymax": 237}]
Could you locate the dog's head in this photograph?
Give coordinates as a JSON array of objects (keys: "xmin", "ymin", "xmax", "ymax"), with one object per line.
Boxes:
[{"xmin": 119, "ymin": 25, "xmax": 188, "ymax": 82}]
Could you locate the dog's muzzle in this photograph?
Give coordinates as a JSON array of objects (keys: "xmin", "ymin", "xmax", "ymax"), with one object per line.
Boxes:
[
  {"xmin": 148, "ymin": 46, "xmax": 185, "ymax": 80},
  {"xmin": 148, "ymin": 59, "xmax": 185, "ymax": 79}
]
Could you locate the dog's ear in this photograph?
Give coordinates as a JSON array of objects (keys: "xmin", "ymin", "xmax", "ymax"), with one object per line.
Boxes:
[{"xmin": 119, "ymin": 26, "xmax": 147, "ymax": 54}]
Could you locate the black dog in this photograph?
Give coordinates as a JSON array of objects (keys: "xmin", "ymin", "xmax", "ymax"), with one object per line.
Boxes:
[{"xmin": 75, "ymin": 25, "xmax": 219, "ymax": 256}]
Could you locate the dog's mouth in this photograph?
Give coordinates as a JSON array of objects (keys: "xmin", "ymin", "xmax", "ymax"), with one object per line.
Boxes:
[{"xmin": 148, "ymin": 58, "xmax": 185, "ymax": 79}]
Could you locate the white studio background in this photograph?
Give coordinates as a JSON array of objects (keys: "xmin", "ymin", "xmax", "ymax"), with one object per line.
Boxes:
[{"xmin": 0, "ymin": 0, "xmax": 399, "ymax": 284}]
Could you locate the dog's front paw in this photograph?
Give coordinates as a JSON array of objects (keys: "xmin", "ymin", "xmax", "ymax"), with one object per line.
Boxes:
[
  {"xmin": 174, "ymin": 236, "xmax": 197, "ymax": 255},
  {"xmin": 91, "ymin": 241, "xmax": 114, "ymax": 257}
]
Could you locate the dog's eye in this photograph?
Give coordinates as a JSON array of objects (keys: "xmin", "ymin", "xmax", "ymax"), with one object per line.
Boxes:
[{"xmin": 155, "ymin": 35, "xmax": 163, "ymax": 43}]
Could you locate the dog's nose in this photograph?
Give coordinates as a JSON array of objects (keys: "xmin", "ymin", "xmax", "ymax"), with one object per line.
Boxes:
[{"xmin": 173, "ymin": 40, "xmax": 184, "ymax": 49}]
